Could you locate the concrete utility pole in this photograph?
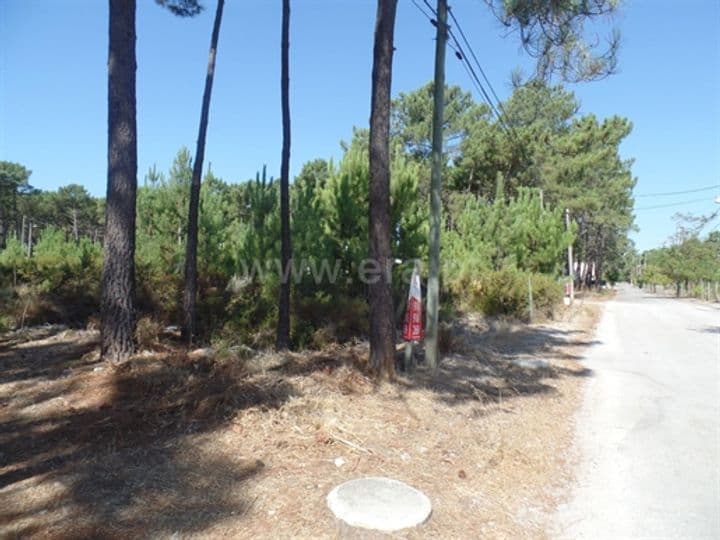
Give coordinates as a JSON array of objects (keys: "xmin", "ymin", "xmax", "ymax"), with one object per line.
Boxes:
[
  {"xmin": 565, "ymin": 208, "xmax": 574, "ymax": 303},
  {"xmin": 425, "ymin": 0, "xmax": 447, "ymax": 373}
]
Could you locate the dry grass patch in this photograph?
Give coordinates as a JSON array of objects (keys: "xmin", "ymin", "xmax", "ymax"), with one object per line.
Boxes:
[{"xmin": 1, "ymin": 302, "xmax": 602, "ymax": 539}]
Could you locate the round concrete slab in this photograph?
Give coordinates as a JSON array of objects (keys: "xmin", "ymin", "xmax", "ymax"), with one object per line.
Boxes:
[{"xmin": 327, "ymin": 476, "xmax": 432, "ymax": 532}]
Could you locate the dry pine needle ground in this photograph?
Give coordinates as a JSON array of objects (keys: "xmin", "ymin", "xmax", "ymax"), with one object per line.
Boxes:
[{"xmin": 0, "ymin": 301, "xmax": 604, "ymax": 539}]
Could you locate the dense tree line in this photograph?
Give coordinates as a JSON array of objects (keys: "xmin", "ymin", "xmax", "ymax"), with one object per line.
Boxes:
[
  {"xmin": 0, "ymin": 163, "xmax": 103, "ymax": 249},
  {"xmin": 639, "ymin": 231, "xmax": 720, "ymax": 299},
  {"xmin": 0, "ymin": 77, "xmax": 637, "ymax": 341}
]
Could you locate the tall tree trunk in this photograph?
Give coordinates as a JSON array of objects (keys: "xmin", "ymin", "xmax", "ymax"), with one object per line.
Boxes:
[
  {"xmin": 0, "ymin": 196, "xmax": 5, "ymax": 249},
  {"xmin": 276, "ymin": 0, "xmax": 292, "ymax": 350},
  {"xmin": 102, "ymin": 0, "xmax": 137, "ymax": 362},
  {"xmin": 26, "ymin": 221, "xmax": 32, "ymax": 257},
  {"xmin": 368, "ymin": 0, "xmax": 398, "ymax": 378},
  {"xmin": 72, "ymin": 208, "xmax": 79, "ymax": 242},
  {"xmin": 182, "ymin": 0, "xmax": 225, "ymax": 343},
  {"xmin": 12, "ymin": 189, "xmax": 17, "ymax": 241}
]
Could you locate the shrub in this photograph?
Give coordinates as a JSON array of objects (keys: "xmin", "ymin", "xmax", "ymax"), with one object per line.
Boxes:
[
  {"xmin": 528, "ymin": 272, "xmax": 563, "ymax": 319},
  {"xmin": 293, "ymin": 293, "xmax": 369, "ymax": 349},
  {"xmin": 211, "ymin": 278, "xmax": 277, "ymax": 348},
  {"xmin": 469, "ymin": 268, "xmax": 561, "ymax": 321},
  {"xmin": 0, "ymin": 230, "xmax": 102, "ymax": 327},
  {"xmin": 136, "ymin": 316, "xmax": 163, "ymax": 349}
]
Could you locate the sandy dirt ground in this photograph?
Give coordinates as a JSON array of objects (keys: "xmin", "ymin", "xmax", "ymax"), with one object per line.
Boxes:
[{"xmin": 1, "ymin": 301, "xmax": 603, "ymax": 539}]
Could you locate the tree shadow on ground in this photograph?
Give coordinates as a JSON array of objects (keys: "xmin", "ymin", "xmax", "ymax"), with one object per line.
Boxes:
[
  {"xmin": 0, "ymin": 335, "xmax": 294, "ymax": 538},
  {"xmin": 394, "ymin": 320, "xmax": 597, "ymax": 406},
  {"xmin": 690, "ymin": 324, "xmax": 719, "ymax": 334},
  {"xmin": 1, "ymin": 316, "xmax": 599, "ymax": 537},
  {"xmin": 0, "ymin": 325, "xmax": 99, "ymax": 385},
  {"xmin": 259, "ymin": 320, "xmax": 598, "ymax": 408}
]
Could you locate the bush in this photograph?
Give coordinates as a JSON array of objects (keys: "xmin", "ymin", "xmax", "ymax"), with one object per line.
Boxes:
[
  {"xmin": 529, "ymin": 273, "xmax": 563, "ymax": 319},
  {"xmin": 0, "ymin": 230, "xmax": 102, "ymax": 327},
  {"xmin": 293, "ymin": 293, "xmax": 369, "ymax": 349},
  {"xmin": 210, "ymin": 277, "xmax": 278, "ymax": 349},
  {"xmin": 469, "ymin": 268, "xmax": 561, "ymax": 321},
  {"xmin": 136, "ymin": 316, "xmax": 163, "ymax": 349}
]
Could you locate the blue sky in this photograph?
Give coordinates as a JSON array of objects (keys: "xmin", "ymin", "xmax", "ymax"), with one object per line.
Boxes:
[{"xmin": 1, "ymin": 0, "xmax": 718, "ymax": 251}]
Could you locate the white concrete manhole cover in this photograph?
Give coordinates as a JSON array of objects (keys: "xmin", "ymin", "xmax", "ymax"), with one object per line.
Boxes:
[{"xmin": 327, "ymin": 476, "xmax": 432, "ymax": 532}]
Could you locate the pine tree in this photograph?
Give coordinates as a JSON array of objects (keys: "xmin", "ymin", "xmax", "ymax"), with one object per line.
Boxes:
[
  {"xmin": 182, "ymin": 0, "xmax": 225, "ymax": 343},
  {"xmin": 101, "ymin": 0, "xmax": 138, "ymax": 362},
  {"xmin": 368, "ymin": 0, "xmax": 399, "ymax": 378},
  {"xmin": 277, "ymin": 0, "xmax": 292, "ymax": 350}
]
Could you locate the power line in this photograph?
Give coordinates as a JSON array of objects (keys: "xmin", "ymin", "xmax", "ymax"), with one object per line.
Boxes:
[
  {"xmin": 636, "ymin": 185, "xmax": 719, "ymax": 198},
  {"xmin": 410, "ymin": 0, "xmax": 511, "ymax": 137},
  {"xmin": 446, "ymin": 5, "xmax": 508, "ymax": 122},
  {"xmin": 421, "ymin": 0, "xmax": 436, "ymax": 16},
  {"xmin": 449, "ymin": 34, "xmax": 505, "ymax": 124},
  {"xmin": 443, "ymin": 3, "xmax": 525, "ymax": 146},
  {"xmin": 447, "ymin": 40, "xmax": 505, "ymax": 126},
  {"xmin": 443, "ymin": 4, "xmax": 527, "ymax": 152},
  {"xmin": 408, "ymin": 0, "xmax": 538, "ymax": 171},
  {"xmin": 413, "ymin": 2, "xmax": 717, "ymax": 207},
  {"xmin": 447, "ymin": 27, "xmax": 521, "ymax": 146},
  {"xmin": 409, "ymin": 0, "xmax": 434, "ymax": 21},
  {"xmin": 635, "ymin": 197, "xmax": 712, "ymax": 211}
]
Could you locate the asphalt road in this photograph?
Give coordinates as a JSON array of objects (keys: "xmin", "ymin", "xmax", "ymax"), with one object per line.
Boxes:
[{"xmin": 555, "ymin": 284, "xmax": 720, "ymax": 539}]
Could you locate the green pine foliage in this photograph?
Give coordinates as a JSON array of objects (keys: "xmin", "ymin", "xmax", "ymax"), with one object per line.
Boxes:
[
  {"xmin": 0, "ymin": 227, "xmax": 101, "ymax": 327},
  {"xmin": 1, "ymin": 79, "xmax": 642, "ymax": 340},
  {"xmin": 443, "ymin": 187, "xmax": 571, "ymax": 318},
  {"xmin": 444, "ymin": 188, "xmax": 572, "ymax": 279}
]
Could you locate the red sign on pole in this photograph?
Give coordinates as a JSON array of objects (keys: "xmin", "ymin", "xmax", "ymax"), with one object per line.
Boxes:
[{"xmin": 403, "ymin": 265, "xmax": 423, "ymax": 341}]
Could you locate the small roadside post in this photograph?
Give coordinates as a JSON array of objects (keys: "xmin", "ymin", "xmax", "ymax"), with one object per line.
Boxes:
[
  {"xmin": 565, "ymin": 208, "xmax": 574, "ymax": 304},
  {"xmin": 403, "ymin": 263, "xmax": 423, "ymax": 373}
]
